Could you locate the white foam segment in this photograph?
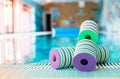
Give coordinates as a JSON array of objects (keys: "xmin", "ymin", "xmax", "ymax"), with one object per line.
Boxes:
[
  {"xmin": 81, "ymin": 22, "xmax": 98, "ymax": 31},
  {"xmin": 81, "ymin": 22, "xmax": 98, "ymax": 29},
  {"xmin": 81, "ymin": 20, "xmax": 98, "ymax": 28}
]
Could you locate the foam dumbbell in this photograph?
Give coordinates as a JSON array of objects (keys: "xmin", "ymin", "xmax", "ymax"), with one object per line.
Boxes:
[
  {"xmin": 73, "ymin": 39, "xmax": 97, "ymax": 72},
  {"xmin": 49, "ymin": 47, "xmax": 75, "ymax": 69},
  {"xmin": 78, "ymin": 20, "xmax": 99, "ymax": 43}
]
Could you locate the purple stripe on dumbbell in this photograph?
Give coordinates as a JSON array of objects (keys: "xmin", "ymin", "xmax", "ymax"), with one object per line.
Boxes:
[
  {"xmin": 101, "ymin": 46, "xmax": 106, "ymax": 62},
  {"xmin": 72, "ymin": 47, "xmax": 75, "ymax": 51},
  {"xmin": 60, "ymin": 48, "xmax": 67, "ymax": 68},
  {"xmin": 67, "ymin": 48, "xmax": 72, "ymax": 67},
  {"xmin": 78, "ymin": 40, "xmax": 96, "ymax": 46},
  {"xmin": 98, "ymin": 46, "xmax": 102, "ymax": 63}
]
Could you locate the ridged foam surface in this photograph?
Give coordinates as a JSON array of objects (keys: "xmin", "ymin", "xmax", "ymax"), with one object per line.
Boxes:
[{"xmin": 0, "ymin": 63, "xmax": 120, "ymax": 79}]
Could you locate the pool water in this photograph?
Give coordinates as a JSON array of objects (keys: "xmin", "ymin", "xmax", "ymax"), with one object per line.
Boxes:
[
  {"xmin": 33, "ymin": 35, "xmax": 77, "ymax": 62},
  {"xmin": 32, "ymin": 32, "xmax": 120, "ymax": 63}
]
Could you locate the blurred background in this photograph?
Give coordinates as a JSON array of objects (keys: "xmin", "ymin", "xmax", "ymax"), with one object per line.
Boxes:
[{"xmin": 0, "ymin": 0, "xmax": 119, "ymax": 64}]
